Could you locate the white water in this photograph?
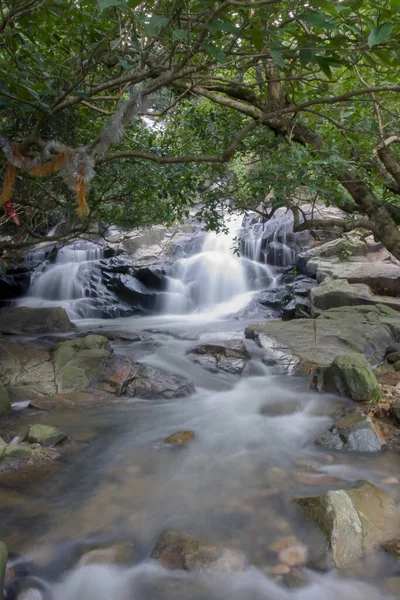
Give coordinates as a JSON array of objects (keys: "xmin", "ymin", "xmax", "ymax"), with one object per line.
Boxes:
[{"xmin": 162, "ymin": 214, "xmax": 275, "ymax": 315}]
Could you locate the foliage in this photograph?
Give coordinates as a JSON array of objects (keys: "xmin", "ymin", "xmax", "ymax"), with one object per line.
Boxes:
[{"xmin": 1, "ymin": 0, "xmax": 400, "ymax": 255}]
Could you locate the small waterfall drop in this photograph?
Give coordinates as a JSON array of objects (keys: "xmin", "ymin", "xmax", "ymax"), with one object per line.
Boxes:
[
  {"xmin": 21, "ymin": 240, "xmax": 121, "ymax": 319},
  {"xmin": 162, "ymin": 214, "xmax": 274, "ymax": 315}
]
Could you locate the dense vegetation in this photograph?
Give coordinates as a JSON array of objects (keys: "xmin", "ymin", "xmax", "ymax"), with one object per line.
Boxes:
[{"xmin": 1, "ymin": 0, "xmax": 400, "ymax": 256}]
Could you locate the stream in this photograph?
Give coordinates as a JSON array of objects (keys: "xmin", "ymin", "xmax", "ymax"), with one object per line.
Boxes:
[{"xmin": 2, "ymin": 217, "xmax": 400, "ymax": 599}]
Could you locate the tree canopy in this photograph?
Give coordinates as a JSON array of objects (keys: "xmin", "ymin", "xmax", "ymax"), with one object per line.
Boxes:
[{"xmin": 1, "ymin": 0, "xmax": 400, "ymax": 256}]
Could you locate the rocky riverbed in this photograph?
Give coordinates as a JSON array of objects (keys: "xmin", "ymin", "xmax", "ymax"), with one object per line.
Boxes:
[{"xmin": 0, "ymin": 214, "xmax": 400, "ymax": 600}]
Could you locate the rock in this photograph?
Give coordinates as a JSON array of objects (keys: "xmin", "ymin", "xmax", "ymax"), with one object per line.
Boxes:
[
  {"xmin": 387, "ymin": 351, "xmax": 400, "ymax": 364},
  {"xmin": 291, "ymin": 277, "xmax": 318, "ymax": 297},
  {"xmin": 164, "ymin": 431, "xmax": 195, "ymax": 446},
  {"xmin": 282, "ymin": 297, "xmax": 312, "ymax": 320},
  {"xmin": 0, "ymin": 383, "xmax": 11, "ymax": 417},
  {"xmin": 0, "ymin": 444, "xmax": 60, "ymax": 474},
  {"xmin": 294, "ymin": 480, "xmax": 400, "ymax": 568},
  {"xmin": 27, "ymin": 425, "xmax": 67, "ymax": 447},
  {"xmin": 0, "ymin": 306, "xmax": 74, "ymax": 335},
  {"xmin": 381, "ymin": 539, "xmax": 400, "ymax": 561},
  {"xmin": 315, "ymin": 413, "xmax": 385, "ymax": 452},
  {"xmin": 151, "ymin": 531, "xmax": 246, "ymax": 572},
  {"xmin": 134, "ymin": 266, "xmax": 166, "ymax": 290},
  {"xmin": 278, "ymin": 545, "xmax": 308, "ymax": 567},
  {"xmin": 316, "ymin": 353, "xmax": 381, "ymax": 402},
  {"xmin": 387, "ymin": 343, "xmax": 400, "ymax": 355},
  {"xmin": 246, "ymin": 304, "xmax": 400, "ymax": 376},
  {"xmin": 102, "ymin": 273, "xmax": 157, "ymax": 313},
  {"xmin": 391, "ymin": 399, "xmax": 400, "ymax": 423},
  {"xmin": 270, "ymin": 564, "xmax": 290, "ymax": 575},
  {"xmin": 257, "ymin": 288, "xmax": 292, "ymax": 308},
  {"xmin": 188, "ymin": 340, "xmax": 249, "ymax": 375},
  {"xmin": 310, "ymin": 280, "xmax": 379, "ymax": 312},
  {"xmin": 0, "ymin": 541, "xmax": 7, "ymax": 600},
  {"xmin": 394, "ymin": 360, "xmax": 400, "ymax": 372},
  {"xmin": 76, "ymin": 541, "xmax": 134, "ymax": 567},
  {"xmin": 0, "ymin": 267, "xmax": 31, "ymax": 300},
  {"xmin": 124, "ymin": 363, "xmax": 195, "ymax": 399}
]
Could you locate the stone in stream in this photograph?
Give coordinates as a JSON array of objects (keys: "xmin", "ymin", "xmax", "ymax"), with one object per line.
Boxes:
[
  {"xmin": 315, "ymin": 353, "xmax": 381, "ymax": 402},
  {"xmin": 0, "ymin": 382, "xmax": 11, "ymax": 417},
  {"xmin": 151, "ymin": 531, "xmax": 246, "ymax": 572},
  {"xmin": 163, "ymin": 431, "xmax": 195, "ymax": 446},
  {"xmin": 382, "ymin": 539, "xmax": 400, "ymax": 561},
  {"xmin": 188, "ymin": 340, "xmax": 250, "ymax": 375},
  {"xmin": 315, "ymin": 413, "xmax": 385, "ymax": 452},
  {"xmin": 246, "ymin": 304, "xmax": 400, "ymax": 376},
  {"xmin": 0, "ymin": 306, "xmax": 75, "ymax": 335},
  {"xmin": 76, "ymin": 541, "xmax": 135, "ymax": 567},
  {"xmin": 391, "ymin": 399, "xmax": 400, "ymax": 423},
  {"xmin": 387, "ymin": 351, "xmax": 400, "ymax": 364},
  {"xmin": 294, "ymin": 480, "xmax": 400, "ymax": 569},
  {"xmin": 27, "ymin": 425, "xmax": 67, "ymax": 448}
]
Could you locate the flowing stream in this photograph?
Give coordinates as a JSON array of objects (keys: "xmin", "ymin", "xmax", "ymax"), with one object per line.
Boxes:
[{"xmin": 3, "ymin": 219, "xmax": 400, "ymax": 600}]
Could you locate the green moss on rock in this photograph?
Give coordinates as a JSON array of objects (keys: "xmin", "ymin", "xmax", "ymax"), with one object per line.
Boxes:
[{"xmin": 321, "ymin": 352, "xmax": 380, "ymax": 402}]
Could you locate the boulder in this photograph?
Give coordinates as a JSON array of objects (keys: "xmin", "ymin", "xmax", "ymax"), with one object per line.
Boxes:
[
  {"xmin": 0, "ymin": 268, "xmax": 31, "ymax": 300},
  {"xmin": 315, "ymin": 353, "xmax": 381, "ymax": 402},
  {"xmin": 188, "ymin": 340, "xmax": 249, "ymax": 375},
  {"xmin": 246, "ymin": 304, "xmax": 400, "ymax": 376},
  {"xmin": 391, "ymin": 399, "xmax": 400, "ymax": 423},
  {"xmin": 315, "ymin": 413, "xmax": 385, "ymax": 452},
  {"xmin": 294, "ymin": 480, "xmax": 400, "ymax": 568},
  {"xmin": 102, "ymin": 273, "xmax": 156, "ymax": 313},
  {"xmin": 0, "ymin": 383, "xmax": 11, "ymax": 417},
  {"xmin": 164, "ymin": 431, "xmax": 195, "ymax": 446},
  {"xmin": 151, "ymin": 531, "xmax": 246, "ymax": 572},
  {"xmin": 282, "ymin": 296, "xmax": 312, "ymax": 320},
  {"xmin": 27, "ymin": 424, "xmax": 67, "ymax": 447},
  {"xmin": 310, "ymin": 280, "xmax": 400, "ymax": 313},
  {"xmin": 0, "ymin": 306, "xmax": 75, "ymax": 335},
  {"xmin": 0, "ymin": 443, "xmax": 60, "ymax": 474}
]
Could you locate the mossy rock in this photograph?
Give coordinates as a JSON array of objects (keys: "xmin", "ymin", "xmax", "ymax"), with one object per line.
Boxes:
[
  {"xmin": 28, "ymin": 424, "xmax": 67, "ymax": 447},
  {"xmin": 317, "ymin": 352, "xmax": 381, "ymax": 402}
]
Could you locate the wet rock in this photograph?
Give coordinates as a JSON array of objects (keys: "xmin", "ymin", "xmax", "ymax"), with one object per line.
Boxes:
[
  {"xmin": 246, "ymin": 305, "xmax": 400, "ymax": 375},
  {"xmin": 0, "ymin": 444, "xmax": 60, "ymax": 474},
  {"xmin": 381, "ymin": 539, "xmax": 400, "ymax": 561},
  {"xmin": 294, "ymin": 480, "xmax": 400, "ymax": 569},
  {"xmin": 151, "ymin": 531, "xmax": 246, "ymax": 572},
  {"xmin": 309, "ymin": 280, "xmax": 392, "ymax": 313},
  {"xmin": 260, "ymin": 399, "xmax": 303, "ymax": 417},
  {"xmin": 316, "ymin": 353, "xmax": 381, "ymax": 402},
  {"xmin": 134, "ymin": 266, "xmax": 166, "ymax": 290},
  {"xmin": 315, "ymin": 413, "xmax": 385, "ymax": 452},
  {"xmin": 391, "ymin": 399, "xmax": 400, "ymax": 423},
  {"xmin": 76, "ymin": 541, "xmax": 134, "ymax": 567},
  {"xmin": 394, "ymin": 360, "xmax": 400, "ymax": 372},
  {"xmin": 282, "ymin": 296, "xmax": 312, "ymax": 320},
  {"xmin": 102, "ymin": 273, "xmax": 157, "ymax": 313},
  {"xmin": 124, "ymin": 363, "xmax": 195, "ymax": 399},
  {"xmin": 291, "ymin": 277, "xmax": 318, "ymax": 297},
  {"xmin": 0, "ymin": 267, "xmax": 31, "ymax": 300},
  {"xmin": 0, "ymin": 307, "xmax": 74, "ymax": 335},
  {"xmin": 0, "ymin": 383, "xmax": 11, "ymax": 417},
  {"xmin": 257, "ymin": 288, "xmax": 292, "ymax": 309},
  {"xmin": 0, "ymin": 540, "xmax": 7, "ymax": 600},
  {"xmin": 387, "ymin": 351, "xmax": 400, "ymax": 364},
  {"xmin": 188, "ymin": 340, "xmax": 249, "ymax": 375},
  {"xmin": 387, "ymin": 343, "xmax": 400, "ymax": 355},
  {"xmin": 27, "ymin": 425, "xmax": 67, "ymax": 448},
  {"xmin": 164, "ymin": 431, "xmax": 195, "ymax": 446}
]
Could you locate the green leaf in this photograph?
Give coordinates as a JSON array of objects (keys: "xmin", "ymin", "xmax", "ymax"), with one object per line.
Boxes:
[
  {"xmin": 172, "ymin": 29, "xmax": 189, "ymax": 42},
  {"xmin": 76, "ymin": 91, "xmax": 91, "ymax": 99},
  {"xmin": 368, "ymin": 23, "xmax": 394, "ymax": 48},
  {"xmin": 269, "ymin": 49, "xmax": 285, "ymax": 70},
  {"xmin": 203, "ymin": 20, "xmax": 238, "ymax": 33},
  {"xmin": 300, "ymin": 10, "xmax": 337, "ymax": 30},
  {"xmin": 201, "ymin": 43, "xmax": 227, "ymax": 64},
  {"xmin": 390, "ymin": 0, "xmax": 400, "ymax": 6},
  {"xmin": 249, "ymin": 27, "xmax": 264, "ymax": 51},
  {"xmin": 144, "ymin": 15, "xmax": 169, "ymax": 36},
  {"xmin": 316, "ymin": 55, "xmax": 332, "ymax": 78},
  {"xmin": 299, "ymin": 48, "xmax": 315, "ymax": 67},
  {"xmin": 97, "ymin": 0, "xmax": 121, "ymax": 13},
  {"xmin": 117, "ymin": 58, "xmax": 131, "ymax": 70}
]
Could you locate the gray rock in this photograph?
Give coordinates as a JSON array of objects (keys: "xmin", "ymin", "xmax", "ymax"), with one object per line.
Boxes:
[
  {"xmin": 282, "ymin": 296, "xmax": 312, "ymax": 320},
  {"xmin": 0, "ymin": 541, "xmax": 7, "ymax": 600},
  {"xmin": 27, "ymin": 424, "xmax": 67, "ymax": 447},
  {"xmin": 310, "ymin": 279, "xmax": 400, "ymax": 314},
  {"xmin": 151, "ymin": 531, "xmax": 246, "ymax": 572},
  {"xmin": 315, "ymin": 352, "xmax": 380, "ymax": 402},
  {"xmin": 246, "ymin": 304, "xmax": 400, "ymax": 376},
  {"xmin": 387, "ymin": 351, "xmax": 400, "ymax": 364},
  {"xmin": 188, "ymin": 340, "xmax": 249, "ymax": 375},
  {"xmin": 0, "ymin": 382, "xmax": 11, "ymax": 417},
  {"xmin": 291, "ymin": 277, "xmax": 318, "ymax": 297},
  {"xmin": 294, "ymin": 480, "xmax": 400, "ymax": 568},
  {"xmin": 0, "ymin": 306, "xmax": 75, "ymax": 335},
  {"xmin": 315, "ymin": 413, "xmax": 385, "ymax": 452},
  {"xmin": 387, "ymin": 343, "xmax": 400, "ymax": 355}
]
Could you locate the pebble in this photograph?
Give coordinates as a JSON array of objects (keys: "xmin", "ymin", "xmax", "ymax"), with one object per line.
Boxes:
[{"xmin": 278, "ymin": 544, "xmax": 308, "ymax": 567}]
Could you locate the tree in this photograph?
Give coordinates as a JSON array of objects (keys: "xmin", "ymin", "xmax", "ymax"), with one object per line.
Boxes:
[{"xmin": 1, "ymin": 0, "xmax": 400, "ymax": 257}]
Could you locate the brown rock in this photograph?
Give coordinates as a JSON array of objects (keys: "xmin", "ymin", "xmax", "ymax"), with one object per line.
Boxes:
[
  {"xmin": 271, "ymin": 564, "xmax": 291, "ymax": 575},
  {"xmin": 269, "ymin": 535, "xmax": 298, "ymax": 553},
  {"xmin": 76, "ymin": 541, "xmax": 134, "ymax": 567},
  {"xmin": 163, "ymin": 431, "xmax": 195, "ymax": 446},
  {"xmin": 151, "ymin": 531, "xmax": 246, "ymax": 572},
  {"xmin": 278, "ymin": 545, "xmax": 308, "ymax": 567},
  {"xmin": 382, "ymin": 539, "xmax": 400, "ymax": 561}
]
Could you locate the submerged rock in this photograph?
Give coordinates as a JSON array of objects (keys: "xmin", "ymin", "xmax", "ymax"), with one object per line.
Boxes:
[
  {"xmin": 294, "ymin": 480, "xmax": 400, "ymax": 568},
  {"xmin": 315, "ymin": 353, "xmax": 381, "ymax": 402},
  {"xmin": 164, "ymin": 431, "xmax": 195, "ymax": 446},
  {"xmin": 0, "ymin": 307, "xmax": 74, "ymax": 335},
  {"xmin": 151, "ymin": 531, "xmax": 246, "ymax": 572},
  {"xmin": 315, "ymin": 413, "xmax": 385, "ymax": 452},
  {"xmin": 76, "ymin": 541, "xmax": 134, "ymax": 567},
  {"xmin": 27, "ymin": 425, "xmax": 67, "ymax": 448},
  {"xmin": 188, "ymin": 340, "xmax": 249, "ymax": 375}
]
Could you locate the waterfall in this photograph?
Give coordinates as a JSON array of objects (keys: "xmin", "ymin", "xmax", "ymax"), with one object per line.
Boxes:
[
  {"xmin": 162, "ymin": 214, "xmax": 274, "ymax": 315},
  {"xmin": 20, "ymin": 240, "xmax": 121, "ymax": 319}
]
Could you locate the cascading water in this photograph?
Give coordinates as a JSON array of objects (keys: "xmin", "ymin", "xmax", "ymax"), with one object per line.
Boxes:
[
  {"xmin": 21, "ymin": 240, "xmax": 122, "ymax": 319},
  {"xmin": 162, "ymin": 214, "xmax": 275, "ymax": 315}
]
